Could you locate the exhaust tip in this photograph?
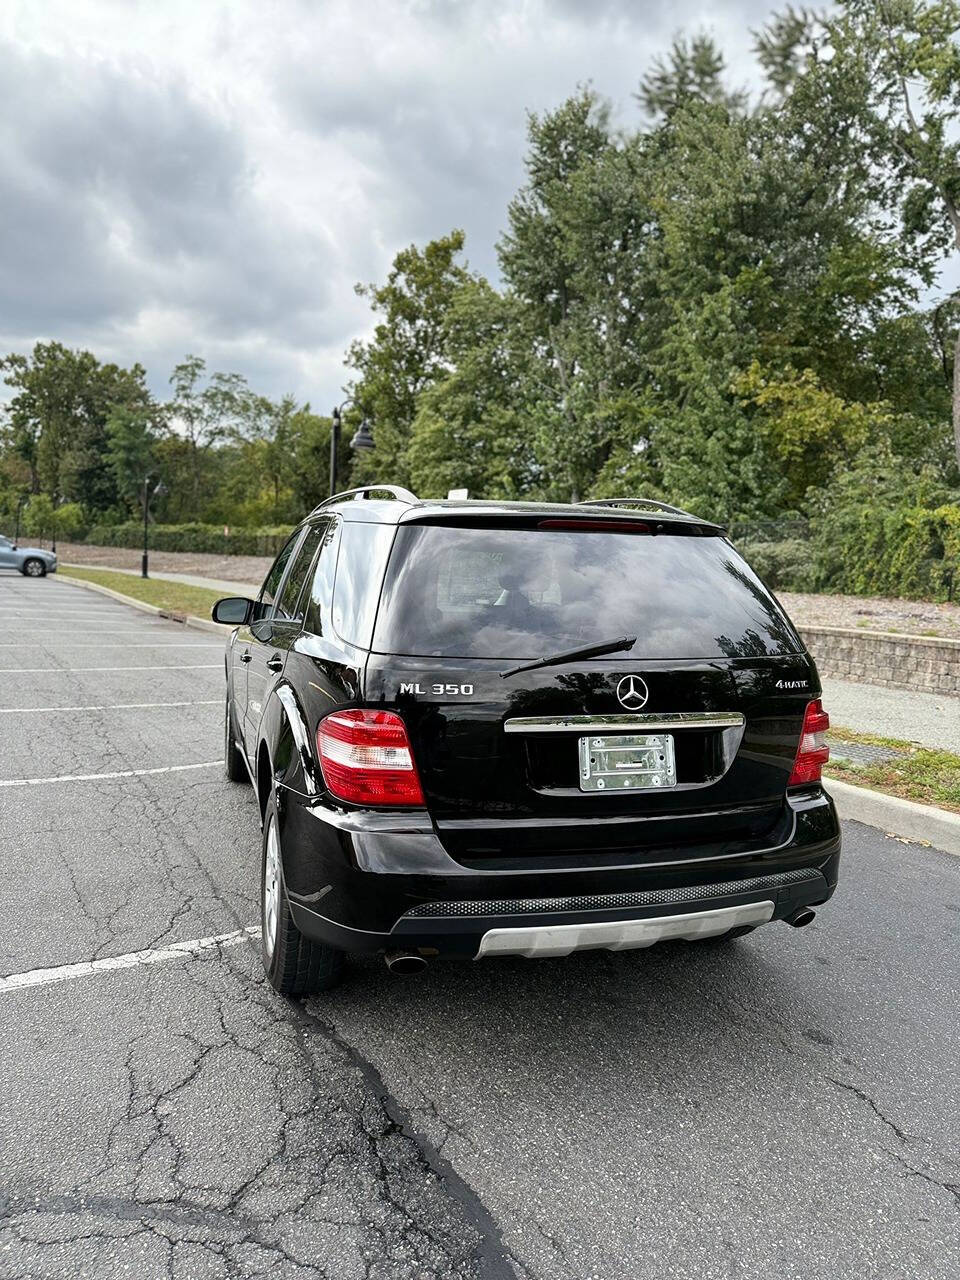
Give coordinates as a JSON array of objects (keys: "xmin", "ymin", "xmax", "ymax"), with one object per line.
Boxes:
[
  {"xmin": 384, "ymin": 949, "xmax": 428, "ymax": 976},
  {"xmin": 786, "ymin": 907, "xmax": 816, "ymax": 929}
]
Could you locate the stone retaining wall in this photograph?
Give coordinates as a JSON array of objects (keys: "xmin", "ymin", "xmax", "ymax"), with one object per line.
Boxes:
[{"xmin": 799, "ymin": 625, "xmax": 960, "ymax": 696}]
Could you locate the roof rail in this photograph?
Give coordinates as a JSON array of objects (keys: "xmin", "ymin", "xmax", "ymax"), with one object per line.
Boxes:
[
  {"xmin": 580, "ymin": 496, "xmax": 698, "ymax": 518},
  {"xmin": 312, "ymin": 484, "xmax": 420, "ymax": 513}
]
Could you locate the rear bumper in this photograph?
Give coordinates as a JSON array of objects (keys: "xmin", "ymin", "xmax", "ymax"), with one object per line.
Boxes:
[{"xmin": 279, "ymin": 785, "xmax": 841, "ymax": 958}]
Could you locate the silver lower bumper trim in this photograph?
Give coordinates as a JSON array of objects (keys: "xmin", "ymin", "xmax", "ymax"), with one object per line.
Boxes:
[{"xmin": 475, "ymin": 900, "xmax": 774, "ymax": 959}]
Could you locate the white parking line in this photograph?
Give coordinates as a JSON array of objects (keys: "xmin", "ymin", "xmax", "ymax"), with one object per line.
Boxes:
[
  {"xmin": 4, "ymin": 610, "xmax": 143, "ymax": 616},
  {"xmin": 0, "ymin": 665, "xmax": 221, "ymax": 673},
  {"xmin": 0, "ymin": 761, "xmax": 221, "ymax": 788},
  {"xmin": 0, "ymin": 700, "xmax": 221, "ymax": 714},
  {"xmin": 7, "ymin": 628, "xmax": 195, "ymax": 635},
  {"xmin": 0, "ymin": 926, "xmax": 260, "ymax": 995},
  {"xmin": 0, "ymin": 642, "xmax": 220, "ymax": 648}
]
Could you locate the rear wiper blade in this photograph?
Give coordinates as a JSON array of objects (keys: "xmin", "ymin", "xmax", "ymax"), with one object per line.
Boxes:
[{"xmin": 500, "ymin": 635, "xmax": 637, "ymax": 679}]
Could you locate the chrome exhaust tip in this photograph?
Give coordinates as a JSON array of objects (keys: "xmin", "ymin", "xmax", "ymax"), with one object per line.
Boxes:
[
  {"xmin": 785, "ymin": 907, "xmax": 816, "ymax": 929},
  {"xmin": 384, "ymin": 949, "xmax": 428, "ymax": 975}
]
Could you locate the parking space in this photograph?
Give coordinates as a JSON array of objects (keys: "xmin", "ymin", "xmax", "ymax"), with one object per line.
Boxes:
[{"xmin": 1, "ymin": 572, "xmax": 958, "ymax": 1280}]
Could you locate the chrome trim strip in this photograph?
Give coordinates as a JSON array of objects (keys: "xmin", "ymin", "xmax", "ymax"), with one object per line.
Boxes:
[
  {"xmin": 476, "ymin": 901, "xmax": 774, "ymax": 958},
  {"xmin": 275, "ymin": 684, "xmax": 319, "ymax": 797},
  {"xmin": 503, "ymin": 712, "xmax": 745, "ymax": 734}
]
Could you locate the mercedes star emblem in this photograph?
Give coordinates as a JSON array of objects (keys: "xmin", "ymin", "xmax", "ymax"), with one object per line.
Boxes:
[{"xmin": 616, "ymin": 674, "xmax": 649, "ymax": 710}]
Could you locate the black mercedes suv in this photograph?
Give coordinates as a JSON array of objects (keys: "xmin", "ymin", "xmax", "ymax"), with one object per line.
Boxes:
[{"xmin": 212, "ymin": 487, "xmax": 840, "ymax": 995}]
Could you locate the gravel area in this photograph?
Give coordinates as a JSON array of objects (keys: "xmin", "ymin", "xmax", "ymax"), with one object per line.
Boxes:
[
  {"xmin": 781, "ymin": 591, "xmax": 960, "ymax": 640},
  {"xmin": 53, "ymin": 541, "xmax": 274, "ymax": 586}
]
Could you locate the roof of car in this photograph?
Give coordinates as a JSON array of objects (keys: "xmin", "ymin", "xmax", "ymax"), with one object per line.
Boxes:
[{"xmin": 308, "ymin": 487, "xmax": 723, "ymax": 532}]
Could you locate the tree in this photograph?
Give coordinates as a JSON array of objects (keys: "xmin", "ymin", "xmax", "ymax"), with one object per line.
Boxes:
[
  {"xmin": 406, "ymin": 282, "xmax": 538, "ymax": 498},
  {"xmin": 346, "ymin": 232, "xmax": 475, "ymax": 487},
  {"xmin": 760, "ymin": 1, "xmax": 960, "ymax": 469},
  {"xmin": 105, "ymin": 403, "xmax": 164, "ymax": 515},
  {"xmin": 499, "ymin": 92, "xmax": 660, "ymax": 499},
  {"xmin": 0, "ymin": 342, "xmax": 153, "ymax": 513},
  {"xmin": 637, "ymin": 33, "xmax": 746, "ymax": 118},
  {"xmin": 167, "ymin": 356, "xmax": 252, "ymax": 510}
]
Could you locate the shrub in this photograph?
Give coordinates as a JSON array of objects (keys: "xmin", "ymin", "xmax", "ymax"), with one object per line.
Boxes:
[
  {"xmin": 736, "ymin": 537, "xmax": 817, "ymax": 592},
  {"xmin": 82, "ymin": 522, "xmax": 295, "ymax": 556},
  {"xmin": 797, "ymin": 445, "xmax": 959, "ymax": 600}
]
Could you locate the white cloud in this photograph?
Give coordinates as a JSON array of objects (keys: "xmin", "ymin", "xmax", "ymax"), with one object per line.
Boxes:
[{"xmin": 0, "ymin": 0, "xmax": 781, "ymax": 409}]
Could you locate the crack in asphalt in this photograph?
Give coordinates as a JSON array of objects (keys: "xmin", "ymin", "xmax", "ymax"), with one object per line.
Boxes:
[{"xmin": 297, "ymin": 1001, "xmax": 521, "ymax": 1280}]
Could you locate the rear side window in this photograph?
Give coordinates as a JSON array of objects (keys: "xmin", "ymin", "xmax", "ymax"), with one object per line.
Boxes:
[
  {"xmin": 331, "ymin": 521, "xmax": 396, "ymax": 647},
  {"xmin": 304, "ymin": 519, "xmax": 341, "ymax": 636},
  {"xmin": 372, "ymin": 524, "xmax": 802, "ymax": 660}
]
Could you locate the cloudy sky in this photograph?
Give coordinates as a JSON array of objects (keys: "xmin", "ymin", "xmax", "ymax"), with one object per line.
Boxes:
[{"xmin": 1, "ymin": 0, "xmax": 787, "ymax": 410}]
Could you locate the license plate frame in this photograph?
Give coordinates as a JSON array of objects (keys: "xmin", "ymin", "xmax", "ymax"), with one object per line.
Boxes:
[{"xmin": 577, "ymin": 733, "xmax": 677, "ymax": 792}]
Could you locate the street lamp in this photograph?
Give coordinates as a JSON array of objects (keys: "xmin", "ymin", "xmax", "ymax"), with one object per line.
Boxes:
[
  {"xmin": 329, "ymin": 399, "xmax": 375, "ymax": 497},
  {"xmin": 51, "ymin": 497, "xmax": 66, "ymax": 554},
  {"xmin": 13, "ymin": 494, "xmax": 28, "ymax": 548},
  {"xmin": 141, "ymin": 477, "xmax": 168, "ymax": 578}
]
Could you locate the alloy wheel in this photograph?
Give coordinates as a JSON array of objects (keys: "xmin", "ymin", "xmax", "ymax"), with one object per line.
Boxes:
[{"xmin": 263, "ymin": 815, "xmax": 281, "ymax": 958}]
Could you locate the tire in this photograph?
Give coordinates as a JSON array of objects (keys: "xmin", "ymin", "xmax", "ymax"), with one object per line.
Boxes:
[
  {"xmin": 21, "ymin": 558, "xmax": 46, "ymax": 578},
  {"xmin": 261, "ymin": 794, "xmax": 344, "ymax": 996},
  {"xmin": 224, "ymin": 696, "xmax": 248, "ymax": 783},
  {"xmin": 690, "ymin": 924, "xmax": 757, "ymax": 945}
]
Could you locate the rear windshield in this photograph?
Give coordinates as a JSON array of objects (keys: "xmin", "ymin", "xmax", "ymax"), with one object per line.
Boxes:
[{"xmin": 372, "ymin": 524, "xmax": 801, "ymax": 660}]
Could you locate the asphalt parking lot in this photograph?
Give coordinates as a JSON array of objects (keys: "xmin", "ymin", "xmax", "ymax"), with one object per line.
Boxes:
[{"xmin": 1, "ymin": 572, "xmax": 958, "ymax": 1280}]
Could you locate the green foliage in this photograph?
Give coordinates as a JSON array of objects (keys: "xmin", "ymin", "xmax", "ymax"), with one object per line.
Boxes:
[
  {"xmin": 638, "ymin": 33, "xmax": 746, "ymax": 118},
  {"xmin": 734, "ymin": 538, "xmax": 818, "ymax": 592},
  {"xmin": 105, "ymin": 403, "xmax": 163, "ymax": 514},
  {"xmin": 81, "ymin": 522, "xmax": 294, "ymax": 556},
  {"xmin": 346, "ymin": 231, "xmax": 475, "ymax": 487},
  {"xmin": 808, "ymin": 449, "xmax": 960, "ymax": 597},
  {"xmin": 1, "ymin": 342, "xmax": 153, "ymax": 511}
]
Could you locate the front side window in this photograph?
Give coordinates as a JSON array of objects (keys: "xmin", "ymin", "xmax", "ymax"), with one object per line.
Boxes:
[
  {"xmin": 373, "ymin": 524, "xmax": 802, "ymax": 660},
  {"xmin": 258, "ymin": 531, "xmax": 302, "ymax": 614},
  {"xmin": 274, "ymin": 522, "xmax": 327, "ymax": 622}
]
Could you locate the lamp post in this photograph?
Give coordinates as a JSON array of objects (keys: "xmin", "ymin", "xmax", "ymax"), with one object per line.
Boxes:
[
  {"xmin": 13, "ymin": 494, "xmax": 28, "ymax": 548},
  {"xmin": 141, "ymin": 477, "xmax": 168, "ymax": 578},
  {"xmin": 329, "ymin": 399, "xmax": 375, "ymax": 497},
  {"xmin": 51, "ymin": 497, "xmax": 65, "ymax": 554}
]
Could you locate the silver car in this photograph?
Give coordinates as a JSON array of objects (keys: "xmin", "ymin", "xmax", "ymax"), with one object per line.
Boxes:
[{"xmin": 0, "ymin": 534, "xmax": 57, "ymax": 577}]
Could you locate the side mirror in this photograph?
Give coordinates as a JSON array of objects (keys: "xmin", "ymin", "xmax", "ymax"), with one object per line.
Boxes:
[{"xmin": 212, "ymin": 596, "xmax": 254, "ymax": 625}]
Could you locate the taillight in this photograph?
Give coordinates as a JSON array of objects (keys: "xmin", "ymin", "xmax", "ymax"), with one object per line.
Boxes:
[
  {"xmin": 788, "ymin": 699, "xmax": 830, "ymax": 786},
  {"xmin": 316, "ymin": 709, "xmax": 425, "ymax": 807}
]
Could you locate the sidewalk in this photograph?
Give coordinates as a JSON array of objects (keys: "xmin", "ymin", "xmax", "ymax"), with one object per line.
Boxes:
[{"xmin": 822, "ymin": 676, "xmax": 959, "ymax": 751}]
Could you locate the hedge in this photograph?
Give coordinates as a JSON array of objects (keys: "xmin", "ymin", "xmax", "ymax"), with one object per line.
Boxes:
[
  {"xmin": 810, "ymin": 502, "xmax": 960, "ymax": 600},
  {"xmin": 738, "ymin": 504, "xmax": 960, "ymax": 601},
  {"xmin": 82, "ymin": 522, "xmax": 295, "ymax": 556}
]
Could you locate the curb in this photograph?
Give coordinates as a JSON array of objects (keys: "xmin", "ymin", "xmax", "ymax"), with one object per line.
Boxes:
[
  {"xmin": 56, "ymin": 573, "xmax": 223, "ymax": 635},
  {"xmin": 825, "ymin": 778, "xmax": 960, "ymax": 856}
]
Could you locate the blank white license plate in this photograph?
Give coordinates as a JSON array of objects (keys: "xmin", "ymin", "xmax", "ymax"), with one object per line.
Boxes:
[{"xmin": 578, "ymin": 733, "xmax": 676, "ymax": 792}]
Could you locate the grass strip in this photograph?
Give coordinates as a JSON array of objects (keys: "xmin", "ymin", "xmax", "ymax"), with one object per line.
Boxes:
[
  {"xmin": 826, "ymin": 726, "xmax": 960, "ymax": 813},
  {"xmin": 60, "ymin": 567, "xmax": 224, "ymax": 620}
]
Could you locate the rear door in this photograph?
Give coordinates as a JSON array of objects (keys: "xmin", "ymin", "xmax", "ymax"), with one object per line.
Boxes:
[
  {"xmin": 241, "ymin": 529, "xmax": 304, "ymax": 758},
  {"xmin": 364, "ymin": 517, "xmax": 815, "ymax": 860}
]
